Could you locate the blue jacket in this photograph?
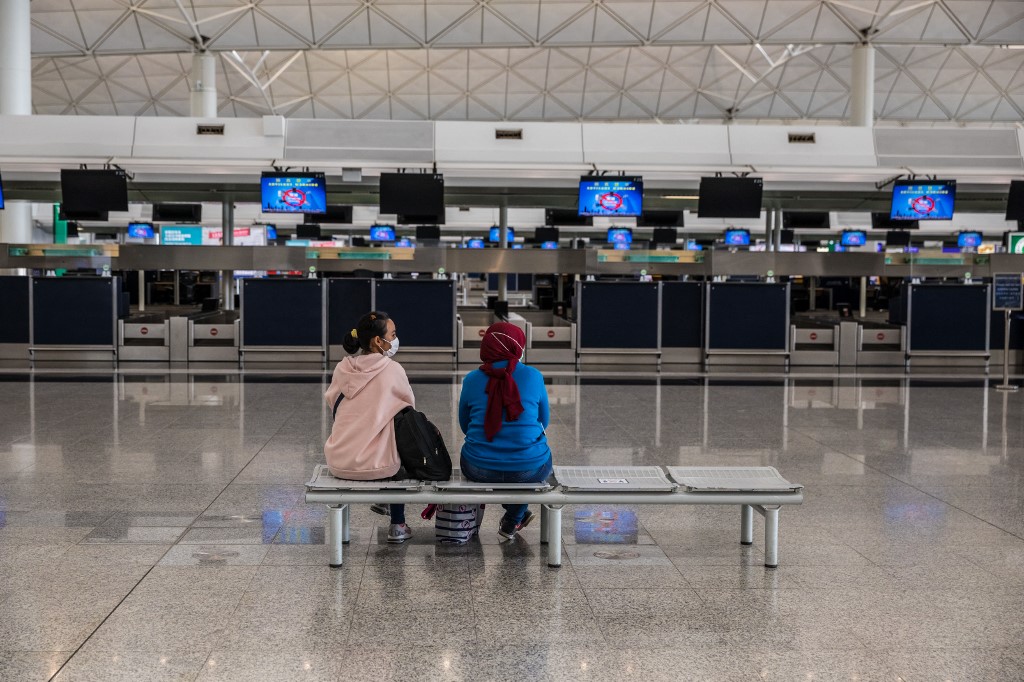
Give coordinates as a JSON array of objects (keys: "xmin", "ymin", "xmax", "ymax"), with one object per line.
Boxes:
[{"xmin": 459, "ymin": 361, "xmax": 551, "ymax": 472}]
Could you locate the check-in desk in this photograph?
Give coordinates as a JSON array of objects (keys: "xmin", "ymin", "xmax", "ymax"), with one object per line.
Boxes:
[
  {"xmin": 519, "ymin": 310, "xmax": 575, "ymax": 364},
  {"xmin": 661, "ymin": 281, "xmax": 703, "ymax": 364},
  {"xmin": 374, "ymin": 279, "xmax": 457, "ymax": 366},
  {"xmin": 188, "ymin": 311, "xmax": 239, "ymax": 363},
  {"xmin": 904, "ymin": 283, "xmax": 991, "ymax": 368},
  {"xmin": 789, "ymin": 320, "xmax": 840, "ymax": 366},
  {"xmin": 240, "ymin": 278, "xmax": 326, "ymax": 366},
  {"xmin": 705, "ymin": 282, "xmax": 790, "ymax": 367},
  {"xmin": 575, "ymin": 281, "xmax": 661, "ymax": 367},
  {"xmin": 30, "ymin": 276, "xmax": 120, "ymax": 364},
  {"xmin": 855, "ymin": 323, "xmax": 905, "ymax": 366},
  {"xmin": 0, "ymin": 276, "xmax": 30, "ymax": 361},
  {"xmin": 326, "ymin": 278, "xmax": 374, "ymax": 364}
]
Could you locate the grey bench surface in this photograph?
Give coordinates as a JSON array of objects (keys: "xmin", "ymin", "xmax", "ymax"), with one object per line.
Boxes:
[
  {"xmin": 553, "ymin": 465, "xmax": 675, "ymax": 492},
  {"xmin": 434, "ymin": 468, "xmax": 553, "ymax": 491},
  {"xmin": 667, "ymin": 466, "xmax": 803, "ymax": 493},
  {"xmin": 306, "ymin": 465, "xmax": 422, "ymax": 490}
]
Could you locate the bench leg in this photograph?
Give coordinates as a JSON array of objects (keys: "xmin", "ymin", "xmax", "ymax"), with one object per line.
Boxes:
[
  {"xmin": 763, "ymin": 506, "xmax": 780, "ymax": 568},
  {"xmin": 544, "ymin": 504, "xmax": 562, "ymax": 568},
  {"xmin": 342, "ymin": 504, "xmax": 351, "ymax": 545},
  {"xmin": 540, "ymin": 505, "xmax": 549, "ymax": 545},
  {"xmin": 740, "ymin": 504, "xmax": 754, "ymax": 545},
  {"xmin": 328, "ymin": 505, "xmax": 345, "ymax": 568}
]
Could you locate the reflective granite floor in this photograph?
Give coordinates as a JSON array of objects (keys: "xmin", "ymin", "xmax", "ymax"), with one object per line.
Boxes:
[{"xmin": 1, "ymin": 371, "xmax": 1023, "ymax": 681}]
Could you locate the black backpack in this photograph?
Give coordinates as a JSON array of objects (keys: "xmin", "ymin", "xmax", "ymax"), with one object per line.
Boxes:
[{"xmin": 393, "ymin": 407, "xmax": 452, "ymax": 481}]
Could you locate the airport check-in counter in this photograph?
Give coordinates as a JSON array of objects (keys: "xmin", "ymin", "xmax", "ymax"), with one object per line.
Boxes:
[
  {"xmin": 903, "ymin": 283, "xmax": 991, "ymax": 368},
  {"xmin": 188, "ymin": 310, "xmax": 240, "ymax": 363},
  {"xmin": 518, "ymin": 309, "xmax": 576, "ymax": 364},
  {"xmin": 240, "ymin": 278, "xmax": 326, "ymax": 366},
  {"xmin": 575, "ymin": 281, "xmax": 661, "ymax": 367},
  {"xmin": 327, "ymin": 278, "xmax": 373, "ymax": 364},
  {"xmin": 30, "ymin": 277, "xmax": 120, "ymax": 364},
  {"xmin": 374, "ymin": 279, "xmax": 457, "ymax": 366},
  {"xmin": 990, "ymin": 306, "xmax": 1024, "ymax": 370},
  {"xmin": 0, "ymin": 276, "xmax": 30, "ymax": 361},
  {"xmin": 661, "ymin": 281, "xmax": 703, "ymax": 364},
  {"xmin": 854, "ymin": 322, "xmax": 905, "ymax": 366},
  {"xmin": 706, "ymin": 282, "xmax": 790, "ymax": 367},
  {"xmin": 790, "ymin": 318, "xmax": 840, "ymax": 367},
  {"xmin": 456, "ymin": 309, "xmax": 531, "ymax": 363}
]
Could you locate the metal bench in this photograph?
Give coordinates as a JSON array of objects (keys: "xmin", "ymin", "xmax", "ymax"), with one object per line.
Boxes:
[{"xmin": 305, "ymin": 465, "xmax": 804, "ymax": 569}]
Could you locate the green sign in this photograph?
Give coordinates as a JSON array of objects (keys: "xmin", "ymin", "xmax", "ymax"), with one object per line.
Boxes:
[{"xmin": 1009, "ymin": 233, "xmax": 1024, "ymax": 255}]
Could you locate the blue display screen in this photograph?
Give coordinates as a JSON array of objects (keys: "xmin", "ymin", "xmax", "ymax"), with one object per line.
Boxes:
[
  {"xmin": 686, "ymin": 239, "xmax": 703, "ymax": 251},
  {"xmin": 579, "ymin": 177, "xmax": 643, "ymax": 217},
  {"xmin": 266, "ymin": 226, "xmax": 277, "ymax": 240},
  {"xmin": 891, "ymin": 181, "xmax": 956, "ymax": 221},
  {"xmin": 488, "ymin": 226, "xmax": 515, "ymax": 242},
  {"xmin": 957, "ymin": 231, "xmax": 982, "ymax": 248},
  {"xmin": 260, "ymin": 173, "xmax": 327, "ymax": 214},
  {"xmin": 607, "ymin": 228, "xmax": 633, "ymax": 244},
  {"xmin": 466, "ymin": 238, "xmax": 485, "ymax": 248},
  {"xmin": 840, "ymin": 230, "xmax": 866, "ymax": 246},
  {"xmin": 395, "ymin": 238, "xmax": 412, "ymax": 247},
  {"xmin": 127, "ymin": 223, "xmax": 154, "ymax": 239},
  {"xmin": 0, "ymin": 172, "xmax": 5, "ymax": 210},
  {"xmin": 724, "ymin": 229, "xmax": 751, "ymax": 246},
  {"xmin": 541, "ymin": 241, "xmax": 558, "ymax": 250},
  {"xmin": 370, "ymin": 225, "xmax": 396, "ymax": 241},
  {"xmin": 613, "ymin": 241, "xmax": 630, "ymax": 250}
]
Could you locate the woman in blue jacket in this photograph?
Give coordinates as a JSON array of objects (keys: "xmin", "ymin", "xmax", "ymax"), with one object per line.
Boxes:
[{"xmin": 459, "ymin": 322, "xmax": 552, "ymax": 540}]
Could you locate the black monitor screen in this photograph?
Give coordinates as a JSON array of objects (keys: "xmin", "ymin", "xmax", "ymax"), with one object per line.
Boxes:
[
  {"xmin": 545, "ymin": 209, "xmax": 592, "ymax": 226},
  {"xmin": 415, "ymin": 225, "xmax": 441, "ymax": 240},
  {"xmin": 1006, "ymin": 180, "xmax": 1024, "ymax": 220},
  {"xmin": 783, "ymin": 211, "xmax": 830, "ymax": 230},
  {"xmin": 296, "ymin": 223, "xmax": 321, "ymax": 239},
  {"xmin": 885, "ymin": 230, "xmax": 911, "ymax": 247},
  {"xmin": 61, "ymin": 169, "xmax": 129, "ymax": 213},
  {"xmin": 780, "ymin": 228, "xmax": 795, "ymax": 244},
  {"xmin": 534, "ymin": 227, "xmax": 559, "ymax": 242},
  {"xmin": 320, "ymin": 205, "xmax": 354, "ymax": 224},
  {"xmin": 153, "ymin": 203, "xmax": 202, "ymax": 223},
  {"xmin": 379, "ymin": 173, "xmax": 444, "ymax": 218},
  {"xmin": 872, "ymin": 212, "xmax": 918, "ymax": 230},
  {"xmin": 59, "ymin": 207, "xmax": 108, "ymax": 221},
  {"xmin": 651, "ymin": 227, "xmax": 678, "ymax": 244},
  {"xmin": 638, "ymin": 210, "xmax": 684, "ymax": 227},
  {"xmin": 698, "ymin": 177, "xmax": 762, "ymax": 218}
]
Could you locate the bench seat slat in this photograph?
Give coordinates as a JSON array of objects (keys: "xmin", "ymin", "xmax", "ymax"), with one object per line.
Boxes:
[{"xmin": 667, "ymin": 466, "xmax": 803, "ymax": 493}]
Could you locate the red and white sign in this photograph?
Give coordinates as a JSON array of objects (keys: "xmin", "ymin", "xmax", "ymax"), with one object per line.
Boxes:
[
  {"xmin": 876, "ymin": 332, "xmax": 885, "ymax": 341},
  {"xmin": 210, "ymin": 328, "xmax": 219, "ymax": 337},
  {"xmin": 140, "ymin": 327, "xmax": 149, "ymax": 336},
  {"xmin": 478, "ymin": 329, "xmax": 486, "ymax": 337},
  {"xmin": 809, "ymin": 332, "xmax": 817, "ymax": 341},
  {"xmin": 547, "ymin": 330, "xmax": 556, "ymax": 338}
]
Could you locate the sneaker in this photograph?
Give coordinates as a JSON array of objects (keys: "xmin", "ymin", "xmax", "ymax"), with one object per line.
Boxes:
[
  {"xmin": 370, "ymin": 503, "xmax": 390, "ymax": 517},
  {"xmin": 387, "ymin": 523, "xmax": 412, "ymax": 544},
  {"xmin": 497, "ymin": 510, "xmax": 535, "ymax": 540}
]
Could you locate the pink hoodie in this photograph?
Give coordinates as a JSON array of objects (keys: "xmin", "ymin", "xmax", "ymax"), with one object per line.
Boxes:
[{"xmin": 324, "ymin": 353, "xmax": 415, "ymax": 480}]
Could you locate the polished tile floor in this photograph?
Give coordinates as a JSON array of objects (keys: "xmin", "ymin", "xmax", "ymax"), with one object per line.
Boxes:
[{"xmin": 1, "ymin": 370, "xmax": 1023, "ymax": 681}]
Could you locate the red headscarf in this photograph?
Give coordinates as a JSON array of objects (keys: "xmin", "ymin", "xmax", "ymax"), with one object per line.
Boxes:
[{"xmin": 479, "ymin": 322, "xmax": 527, "ymax": 441}]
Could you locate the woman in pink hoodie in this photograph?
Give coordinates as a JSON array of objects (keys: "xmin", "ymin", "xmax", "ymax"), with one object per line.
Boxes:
[{"xmin": 324, "ymin": 311, "xmax": 415, "ymax": 543}]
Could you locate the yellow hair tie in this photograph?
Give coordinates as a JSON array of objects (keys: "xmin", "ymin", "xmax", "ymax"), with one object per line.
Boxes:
[{"xmin": 350, "ymin": 328, "xmax": 358, "ymax": 338}]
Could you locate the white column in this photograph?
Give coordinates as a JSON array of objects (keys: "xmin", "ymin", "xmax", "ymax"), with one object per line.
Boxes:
[
  {"xmin": 497, "ymin": 204, "xmax": 508, "ymax": 304},
  {"xmin": 0, "ymin": 0, "xmax": 34, "ymax": 246},
  {"xmin": 190, "ymin": 52, "xmax": 218, "ymax": 118},
  {"xmin": 850, "ymin": 44, "xmax": 875, "ymax": 127}
]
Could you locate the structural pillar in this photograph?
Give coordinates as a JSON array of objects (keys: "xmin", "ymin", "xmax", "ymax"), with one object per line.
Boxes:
[
  {"xmin": 850, "ymin": 44, "xmax": 875, "ymax": 127},
  {"xmin": 190, "ymin": 52, "xmax": 218, "ymax": 118},
  {"xmin": 221, "ymin": 199, "xmax": 235, "ymax": 310},
  {"xmin": 497, "ymin": 204, "xmax": 509, "ymax": 305},
  {"xmin": 0, "ymin": 0, "xmax": 34, "ymax": 247}
]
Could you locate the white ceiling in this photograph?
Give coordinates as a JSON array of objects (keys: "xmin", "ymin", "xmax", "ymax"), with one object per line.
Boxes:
[{"xmin": 27, "ymin": 0, "xmax": 1024, "ymax": 123}]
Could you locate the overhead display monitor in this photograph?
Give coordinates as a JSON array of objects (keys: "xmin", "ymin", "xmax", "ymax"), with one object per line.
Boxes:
[
  {"xmin": 0, "ymin": 171, "xmax": 4, "ymax": 210},
  {"xmin": 261, "ymin": 172, "xmax": 327, "ymax": 214},
  {"xmin": 296, "ymin": 223, "xmax": 321, "ymax": 239},
  {"xmin": 839, "ymin": 230, "xmax": 867, "ymax": 247},
  {"xmin": 780, "ymin": 228, "xmax": 795, "ymax": 245},
  {"xmin": 1006, "ymin": 180, "xmax": 1024, "ymax": 220},
  {"xmin": 613, "ymin": 241, "xmax": 630, "ymax": 250},
  {"xmin": 607, "ymin": 227, "xmax": 633, "ymax": 244},
  {"xmin": 957, "ymin": 231, "xmax": 982, "ymax": 249},
  {"xmin": 153, "ymin": 203, "xmax": 202, "ymax": 223},
  {"xmin": 885, "ymin": 230, "xmax": 912, "ymax": 247},
  {"xmin": 872, "ymin": 211, "xmax": 918, "ymax": 230},
  {"xmin": 541, "ymin": 241, "xmax": 558, "ymax": 250},
  {"xmin": 319, "ymin": 205, "xmax": 354, "ymax": 224},
  {"xmin": 415, "ymin": 225, "xmax": 441, "ymax": 240},
  {"xmin": 545, "ymin": 208, "xmax": 592, "ymax": 226},
  {"xmin": 578, "ymin": 177, "xmax": 643, "ymax": 217},
  {"xmin": 127, "ymin": 223, "xmax": 154, "ymax": 239},
  {"xmin": 637, "ymin": 210, "xmax": 683, "ymax": 227},
  {"xmin": 534, "ymin": 226, "xmax": 559, "ymax": 242},
  {"xmin": 698, "ymin": 177, "xmax": 763, "ymax": 218},
  {"xmin": 379, "ymin": 173, "xmax": 444, "ymax": 221},
  {"xmin": 723, "ymin": 229, "xmax": 751, "ymax": 246},
  {"xmin": 465, "ymin": 238, "xmax": 485, "ymax": 249},
  {"xmin": 890, "ymin": 180, "xmax": 956, "ymax": 221},
  {"xmin": 783, "ymin": 211, "xmax": 830, "ymax": 230},
  {"xmin": 61, "ymin": 169, "xmax": 129, "ymax": 213},
  {"xmin": 488, "ymin": 226, "xmax": 515, "ymax": 242},
  {"xmin": 395, "ymin": 238, "xmax": 413, "ymax": 247},
  {"xmin": 651, "ymin": 227, "xmax": 678, "ymax": 245},
  {"xmin": 266, "ymin": 225, "xmax": 278, "ymax": 240},
  {"xmin": 369, "ymin": 225, "xmax": 396, "ymax": 241}
]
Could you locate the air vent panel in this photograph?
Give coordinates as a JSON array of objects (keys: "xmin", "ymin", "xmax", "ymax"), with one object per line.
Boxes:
[
  {"xmin": 197, "ymin": 124, "xmax": 225, "ymax": 136},
  {"xmin": 495, "ymin": 129, "xmax": 523, "ymax": 140},
  {"xmin": 788, "ymin": 133, "xmax": 815, "ymax": 144}
]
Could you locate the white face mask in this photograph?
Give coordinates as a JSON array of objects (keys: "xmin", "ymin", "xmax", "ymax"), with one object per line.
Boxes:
[{"xmin": 384, "ymin": 336, "xmax": 399, "ymax": 358}]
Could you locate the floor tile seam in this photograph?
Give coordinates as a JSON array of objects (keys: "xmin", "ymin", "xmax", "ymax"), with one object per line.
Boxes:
[{"xmin": 788, "ymin": 426, "xmax": 1024, "ymax": 549}]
